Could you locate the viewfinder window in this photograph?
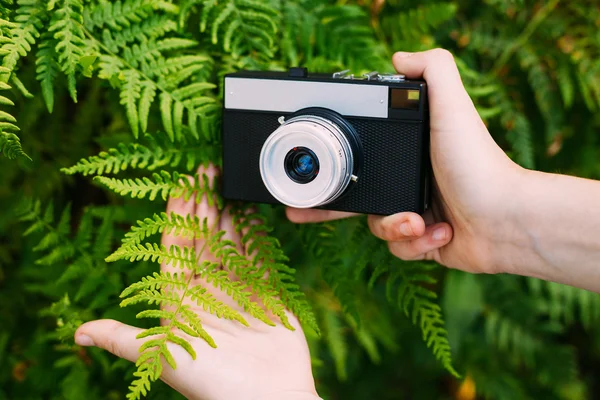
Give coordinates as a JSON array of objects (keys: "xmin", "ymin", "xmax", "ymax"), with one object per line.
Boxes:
[{"xmin": 391, "ymin": 89, "xmax": 420, "ymax": 110}]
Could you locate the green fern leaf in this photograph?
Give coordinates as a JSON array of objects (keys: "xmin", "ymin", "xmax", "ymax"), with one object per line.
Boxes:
[
  {"xmin": 159, "ymin": 92, "xmax": 174, "ymax": 141},
  {"xmin": 107, "ymin": 242, "xmax": 197, "ymax": 269},
  {"xmin": 36, "ymin": 34, "xmax": 60, "ymax": 113},
  {"xmin": 139, "ymin": 82, "xmax": 156, "ymax": 133},
  {"xmin": 119, "ymin": 212, "xmax": 205, "ymax": 249},
  {"xmin": 322, "ymin": 304, "xmax": 348, "ymax": 381},
  {"xmin": 94, "ymin": 170, "xmax": 206, "ymax": 202},
  {"xmin": 63, "ymin": 139, "xmax": 220, "ymax": 176},
  {"xmin": 190, "ymin": 0, "xmax": 278, "ymax": 57},
  {"xmin": 0, "ymin": 130, "xmax": 30, "ymax": 160},
  {"xmin": 120, "ymin": 271, "xmax": 188, "ymax": 298},
  {"xmin": 121, "ymin": 69, "xmax": 142, "ymax": 138},
  {"xmin": 201, "ymin": 268, "xmax": 275, "ymax": 327},
  {"xmin": 188, "ymin": 285, "xmax": 248, "ymax": 326},
  {"xmin": 386, "ymin": 265, "xmax": 459, "ymax": 377},
  {"xmin": 50, "ymin": 0, "xmax": 86, "ymax": 102},
  {"xmin": 126, "ymin": 348, "xmax": 163, "ymax": 400},
  {"xmin": 232, "ymin": 207, "xmax": 319, "ymax": 333}
]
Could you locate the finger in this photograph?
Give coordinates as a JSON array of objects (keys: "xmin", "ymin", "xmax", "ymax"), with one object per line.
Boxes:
[
  {"xmin": 74, "ymin": 320, "xmax": 195, "ymax": 389},
  {"xmin": 194, "ymin": 164, "xmax": 220, "ymax": 278},
  {"xmin": 286, "ymin": 207, "xmax": 358, "ymax": 223},
  {"xmin": 387, "ymin": 222, "xmax": 453, "ymax": 261},
  {"xmin": 367, "ymin": 212, "xmax": 426, "ymax": 242},
  {"xmin": 162, "ymin": 189, "xmax": 196, "ymax": 277},
  {"xmin": 75, "ymin": 319, "xmax": 144, "ymax": 362}
]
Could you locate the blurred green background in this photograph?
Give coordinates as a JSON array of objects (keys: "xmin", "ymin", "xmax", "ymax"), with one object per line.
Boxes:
[{"xmin": 1, "ymin": 0, "xmax": 600, "ymax": 399}]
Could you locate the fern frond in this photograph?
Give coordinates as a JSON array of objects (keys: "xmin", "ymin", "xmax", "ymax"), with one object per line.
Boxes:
[
  {"xmin": 121, "ymin": 212, "xmax": 205, "ymax": 250},
  {"xmin": 188, "ymin": 285, "xmax": 248, "ymax": 325},
  {"xmin": 96, "ymin": 50, "xmax": 214, "ymax": 140},
  {"xmin": 34, "ymin": 203, "xmax": 70, "ymax": 252},
  {"xmin": 485, "ymin": 309, "xmax": 540, "ymax": 366},
  {"xmin": 0, "ymin": 1, "xmax": 47, "ymax": 154},
  {"xmin": 382, "ymin": 3, "xmax": 457, "ymax": 52},
  {"xmin": 309, "ymin": 222, "xmax": 361, "ymax": 328},
  {"xmin": 81, "ymin": 0, "xmax": 217, "ymax": 141},
  {"xmin": 120, "ymin": 288, "xmax": 181, "ymax": 308},
  {"xmin": 35, "ymin": 32, "xmax": 59, "ymax": 113},
  {"xmin": 200, "ymin": 269, "xmax": 275, "ymax": 327},
  {"xmin": 121, "ymin": 271, "xmax": 187, "ymax": 298},
  {"xmin": 63, "ymin": 137, "xmax": 218, "ymax": 176},
  {"xmin": 49, "ymin": 0, "xmax": 86, "ymax": 101},
  {"xmin": 0, "ymin": 130, "xmax": 29, "ymax": 160},
  {"xmin": 529, "ymin": 279, "xmax": 600, "ymax": 330},
  {"xmin": 321, "ymin": 301, "xmax": 348, "ymax": 381},
  {"xmin": 107, "ymin": 242, "xmax": 196, "ymax": 268},
  {"xmin": 126, "ymin": 341, "xmax": 165, "ymax": 400},
  {"xmin": 117, "ymin": 216, "xmax": 271, "ymax": 398},
  {"xmin": 184, "ymin": 0, "xmax": 279, "ymax": 57},
  {"xmin": 121, "ymin": 69, "xmax": 142, "ymax": 138},
  {"xmin": 100, "ymin": 14, "xmax": 178, "ymax": 51},
  {"xmin": 15, "ymin": 201, "xmax": 118, "ymax": 307},
  {"xmin": 94, "ymin": 170, "xmax": 216, "ymax": 203},
  {"xmin": 232, "ymin": 207, "xmax": 319, "ymax": 334},
  {"xmin": 139, "ymin": 81, "xmax": 155, "ymax": 133},
  {"xmin": 378, "ymin": 262, "xmax": 459, "ymax": 377},
  {"xmin": 84, "ymin": 0, "xmax": 176, "ymax": 32},
  {"xmin": 517, "ymin": 45, "xmax": 564, "ymax": 141},
  {"xmin": 1, "ymin": 0, "xmax": 46, "ymax": 80},
  {"xmin": 178, "ymin": 305, "xmax": 216, "ymax": 346}
]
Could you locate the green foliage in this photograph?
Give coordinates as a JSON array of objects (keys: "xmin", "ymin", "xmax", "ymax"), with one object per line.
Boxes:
[
  {"xmin": 386, "ymin": 264, "xmax": 458, "ymax": 377},
  {"xmin": 1, "ymin": 1, "xmax": 600, "ymax": 400},
  {"xmin": 0, "ymin": 130, "xmax": 28, "ymax": 159},
  {"xmin": 184, "ymin": 0, "xmax": 279, "ymax": 57}
]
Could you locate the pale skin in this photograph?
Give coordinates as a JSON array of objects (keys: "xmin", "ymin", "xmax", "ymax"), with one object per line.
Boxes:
[{"xmin": 75, "ymin": 49, "xmax": 600, "ymax": 399}]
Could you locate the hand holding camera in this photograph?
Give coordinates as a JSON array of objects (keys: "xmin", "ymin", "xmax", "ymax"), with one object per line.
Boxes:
[
  {"xmin": 223, "ymin": 48, "xmax": 524, "ymax": 276},
  {"xmin": 286, "ymin": 49, "xmax": 528, "ymax": 276}
]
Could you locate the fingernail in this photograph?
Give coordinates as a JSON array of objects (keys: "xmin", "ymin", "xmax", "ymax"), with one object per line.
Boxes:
[
  {"xmin": 432, "ymin": 227, "xmax": 447, "ymax": 241},
  {"xmin": 399, "ymin": 221, "xmax": 413, "ymax": 236},
  {"xmin": 394, "ymin": 51, "xmax": 412, "ymax": 59},
  {"xmin": 75, "ymin": 334, "xmax": 95, "ymax": 347}
]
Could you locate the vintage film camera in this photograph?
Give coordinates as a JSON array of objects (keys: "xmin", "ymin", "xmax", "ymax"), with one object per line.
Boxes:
[{"xmin": 221, "ymin": 68, "xmax": 430, "ymax": 216}]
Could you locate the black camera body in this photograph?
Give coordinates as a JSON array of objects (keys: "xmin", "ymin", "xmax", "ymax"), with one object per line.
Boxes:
[{"xmin": 221, "ymin": 68, "xmax": 430, "ymax": 216}]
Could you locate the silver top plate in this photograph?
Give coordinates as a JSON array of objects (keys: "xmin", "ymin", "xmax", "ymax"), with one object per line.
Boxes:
[{"xmin": 225, "ymin": 77, "xmax": 390, "ymax": 118}]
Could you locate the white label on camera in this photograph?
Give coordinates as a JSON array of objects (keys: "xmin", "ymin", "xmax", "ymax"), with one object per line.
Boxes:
[{"xmin": 225, "ymin": 78, "xmax": 389, "ymax": 118}]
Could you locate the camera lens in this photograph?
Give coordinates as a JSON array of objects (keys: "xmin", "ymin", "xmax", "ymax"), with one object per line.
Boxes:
[
  {"xmin": 285, "ymin": 147, "xmax": 319, "ymax": 183},
  {"xmin": 259, "ymin": 109, "xmax": 362, "ymax": 209}
]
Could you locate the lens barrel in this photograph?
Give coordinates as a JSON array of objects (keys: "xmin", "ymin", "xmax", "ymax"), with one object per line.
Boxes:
[{"xmin": 259, "ymin": 108, "xmax": 362, "ymax": 208}]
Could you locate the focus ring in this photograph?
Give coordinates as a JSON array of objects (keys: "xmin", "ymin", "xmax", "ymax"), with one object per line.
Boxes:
[{"xmin": 258, "ymin": 112, "xmax": 358, "ymax": 208}]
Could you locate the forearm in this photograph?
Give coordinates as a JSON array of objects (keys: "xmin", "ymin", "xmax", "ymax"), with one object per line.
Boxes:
[{"xmin": 496, "ymin": 169, "xmax": 600, "ymax": 292}]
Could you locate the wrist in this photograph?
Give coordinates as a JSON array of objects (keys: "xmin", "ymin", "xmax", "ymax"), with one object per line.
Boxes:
[
  {"xmin": 481, "ymin": 166, "xmax": 543, "ymax": 276},
  {"xmin": 487, "ymin": 168, "xmax": 555, "ymax": 279}
]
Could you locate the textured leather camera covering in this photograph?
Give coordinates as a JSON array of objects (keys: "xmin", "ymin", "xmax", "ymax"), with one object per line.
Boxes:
[{"xmin": 222, "ymin": 110, "xmax": 428, "ymax": 215}]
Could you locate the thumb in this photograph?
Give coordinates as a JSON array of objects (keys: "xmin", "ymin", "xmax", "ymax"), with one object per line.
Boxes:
[
  {"xmin": 392, "ymin": 49, "xmax": 481, "ymax": 129},
  {"xmin": 392, "ymin": 49, "xmax": 465, "ymax": 92},
  {"xmin": 75, "ymin": 319, "xmax": 144, "ymax": 362}
]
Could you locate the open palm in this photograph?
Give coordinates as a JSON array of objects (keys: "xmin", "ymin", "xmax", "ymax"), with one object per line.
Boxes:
[{"xmin": 75, "ymin": 166, "xmax": 319, "ymax": 400}]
